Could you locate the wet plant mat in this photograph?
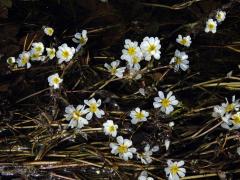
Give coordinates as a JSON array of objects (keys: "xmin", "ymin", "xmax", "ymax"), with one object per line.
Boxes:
[{"xmin": 0, "ymin": 0, "xmax": 240, "ymax": 179}]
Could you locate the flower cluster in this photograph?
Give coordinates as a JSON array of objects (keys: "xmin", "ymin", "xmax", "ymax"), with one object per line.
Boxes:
[
  {"xmin": 212, "ymin": 95, "xmax": 240, "ymax": 130},
  {"xmin": 7, "ymin": 27, "xmax": 88, "ymax": 70},
  {"xmin": 64, "ymin": 98, "xmax": 104, "ymax": 129},
  {"xmin": 205, "ymin": 10, "xmax": 226, "ymax": 33}
]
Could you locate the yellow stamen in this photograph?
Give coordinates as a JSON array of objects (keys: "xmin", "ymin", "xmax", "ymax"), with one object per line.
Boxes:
[
  {"xmin": 225, "ymin": 103, "xmax": 234, "ymax": 112},
  {"xmin": 161, "ymin": 98, "xmax": 170, "ymax": 108},
  {"xmin": 232, "ymin": 114, "xmax": 240, "ymax": 125},
  {"xmin": 148, "ymin": 44, "xmax": 156, "ymax": 53},
  {"xmin": 208, "ymin": 23, "xmax": 215, "ymax": 30},
  {"xmin": 175, "ymin": 57, "xmax": 182, "ymax": 64},
  {"xmin": 135, "ymin": 112, "xmax": 145, "ymax": 119},
  {"xmin": 132, "ymin": 56, "xmax": 139, "ymax": 64},
  {"xmin": 53, "ymin": 77, "xmax": 60, "ymax": 84},
  {"xmin": 108, "ymin": 125, "xmax": 116, "ymax": 132},
  {"xmin": 72, "ymin": 111, "xmax": 82, "ymax": 120},
  {"xmin": 89, "ymin": 103, "xmax": 97, "ymax": 113},
  {"xmin": 62, "ymin": 51, "xmax": 70, "ymax": 58},
  {"xmin": 118, "ymin": 144, "xmax": 128, "ymax": 154},
  {"xmin": 128, "ymin": 47, "xmax": 136, "ymax": 56},
  {"xmin": 170, "ymin": 164, "xmax": 179, "ymax": 175},
  {"xmin": 180, "ymin": 39, "xmax": 187, "ymax": 45}
]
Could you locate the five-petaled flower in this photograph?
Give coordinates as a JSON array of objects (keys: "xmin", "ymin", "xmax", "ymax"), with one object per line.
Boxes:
[
  {"xmin": 48, "ymin": 73, "xmax": 63, "ymax": 89},
  {"xmin": 56, "ymin": 43, "xmax": 75, "ymax": 64},
  {"xmin": 176, "ymin": 35, "xmax": 191, "ymax": 47},
  {"xmin": 130, "ymin": 107, "xmax": 149, "ymax": 124},
  {"xmin": 84, "ymin": 98, "xmax": 105, "ymax": 120},
  {"xmin": 64, "ymin": 105, "xmax": 88, "ymax": 129},
  {"xmin": 110, "ymin": 136, "xmax": 136, "ymax": 161},
  {"xmin": 103, "ymin": 120, "xmax": 118, "ymax": 137},
  {"xmin": 44, "ymin": 26, "xmax": 54, "ymax": 36},
  {"xmin": 164, "ymin": 160, "xmax": 186, "ymax": 180},
  {"xmin": 205, "ymin": 19, "xmax": 217, "ymax": 33},
  {"xmin": 104, "ymin": 60, "xmax": 126, "ymax": 78},
  {"xmin": 153, "ymin": 91, "xmax": 179, "ymax": 114},
  {"xmin": 140, "ymin": 37, "xmax": 161, "ymax": 61},
  {"xmin": 170, "ymin": 49, "xmax": 189, "ymax": 72}
]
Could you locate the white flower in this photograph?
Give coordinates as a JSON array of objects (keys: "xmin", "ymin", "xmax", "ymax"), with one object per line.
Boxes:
[
  {"xmin": 7, "ymin": 57, "xmax": 16, "ymax": 65},
  {"xmin": 138, "ymin": 171, "xmax": 154, "ymax": 180},
  {"xmin": 126, "ymin": 54, "xmax": 143, "ymax": 70},
  {"xmin": 169, "ymin": 121, "xmax": 175, "ymax": 127},
  {"xmin": 170, "ymin": 50, "xmax": 189, "ymax": 72},
  {"xmin": 17, "ymin": 51, "xmax": 31, "ymax": 68},
  {"xmin": 216, "ymin": 10, "xmax": 226, "ymax": 23},
  {"xmin": 205, "ymin": 19, "xmax": 217, "ymax": 33},
  {"xmin": 237, "ymin": 147, "xmax": 240, "ymax": 156},
  {"xmin": 110, "ymin": 136, "xmax": 136, "ymax": 161},
  {"xmin": 72, "ymin": 30, "xmax": 88, "ymax": 51},
  {"xmin": 104, "ymin": 60, "xmax": 126, "ymax": 78},
  {"xmin": 46, "ymin": 48, "xmax": 56, "ymax": 59},
  {"xmin": 153, "ymin": 91, "xmax": 179, "ymax": 114},
  {"xmin": 140, "ymin": 37, "xmax": 161, "ymax": 61},
  {"xmin": 64, "ymin": 105, "xmax": 88, "ymax": 129},
  {"xmin": 137, "ymin": 144, "xmax": 159, "ymax": 164},
  {"xmin": 84, "ymin": 98, "xmax": 105, "ymax": 120},
  {"xmin": 47, "ymin": 73, "xmax": 63, "ymax": 89},
  {"xmin": 56, "ymin": 43, "xmax": 75, "ymax": 64},
  {"xmin": 121, "ymin": 39, "xmax": 142, "ymax": 61},
  {"xmin": 164, "ymin": 160, "xmax": 186, "ymax": 180},
  {"xmin": 30, "ymin": 42, "xmax": 44, "ymax": 55},
  {"xmin": 176, "ymin": 35, "xmax": 191, "ymax": 47},
  {"xmin": 103, "ymin": 120, "xmax": 118, "ymax": 137},
  {"xmin": 222, "ymin": 96, "xmax": 240, "ymax": 113},
  {"xmin": 130, "ymin": 107, "xmax": 149, "ymax": 124},
  {"xmin": 44, "ymin": 26, "xmax": 54, "ymax": 36},
  {"xmin": 230, "ymin": 112, "xmax": 240, "ymax": 129},
  {"xmin": 165, "ymin": 139, "xmax": 170, "ymax": 150}
]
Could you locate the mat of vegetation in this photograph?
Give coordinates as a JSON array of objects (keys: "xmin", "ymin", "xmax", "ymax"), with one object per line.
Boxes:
[{"xmin": 0, "ymin": 0, "xmax": 240, "ymax": 179}]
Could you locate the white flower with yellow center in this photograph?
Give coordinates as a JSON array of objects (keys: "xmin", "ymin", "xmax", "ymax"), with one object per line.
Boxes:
[
  {"xmin": 153, "ymin": 91, "xmax": 179, "ymax": 114},
  {"xmin": 140, "ymin": 37, "xmax": 161, "ymax": 61},
  {"xmin": 170, "ymin": 49, "xmax": 189, "ymax": 72},
  {"xmin": 64, "ymin": 105, "xmax": 88, "ymax": 129},
  {"xmin": 103, "ymin": 120, "xmax": 118, "ymax": 137},
  {"xmin": 46, "ymin": 48, "xmax": 56, "ymax": 60},
  {"xmin": 104, "ymin": 60, "xmax": 126, "ymax": 78},
  {"xmin": 216, "ymin": 10, "xmax": 226, "ymax": 23},
  {"xmin": 30, "ymin": 52, "xmax": 46, "ymax": 61},
  {"xmin": 127, "ymin": 54, "xmax": 143, "ymax": 70},
  {"xmin": 72, "ymin": 30, "xmax": 88, "ymax": 51},
  {"xmin": 47, "ymin": 73, "xmax": 63, "ymax": 89},
  {"xmin": 44, "ymin": 26, "xmax": 54, "ymax": 36},
  {"xmin": 121, "ymin": 39, "xmax": 142, "ymax": 61},
  {"xmin": 137, "ymin": 144, "xmax": 159, "ymax": 164},
  {"xmin": 222, "ymin": 96, "xmax": 240, "ymax": 113},
  {"xmin": 110, "ymin": 136, "xmax": 136, "ymax": 161},
  {"xmin": 30, "ymin": 42, "xmax": 44, "ymax": 55},
  {"xmin": 231, "ymin": 112, "xmax": 240, "ymax": 129},
  {"xmin": 56, "ymin": 43, "xmax": 75, "ymax": 64},
  {"xmin": 165, "ymin": 160, "xmax": 186, "ymax": 180},
  {"xmin": 130, "ymin": 107, "xmax": 149, "ymax": 124},
  {"xmin": 138, "ymin": 171, "xmax": 154, "ymax": 180},
  {"xmin": 176, "ymin": 35, "xmax": 191, "ymax": 47},
  {"xmin": 7, "ymin": 57, "xmax": 16, "ymax": 65},
  {"xmin": 84, "ymin": 98, "xmax": 105, "ymax": 120},
  {"xmin": 205, "ymin": 19, "xmax": 217, "ymax": 33},
  {"xmin": 17, "ymin": 51, "xmax": 31, "ymax": 68}
]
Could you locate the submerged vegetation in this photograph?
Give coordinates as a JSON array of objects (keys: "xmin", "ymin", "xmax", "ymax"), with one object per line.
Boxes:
[{"xmin": 0, "ymin": 0, "xmax": 240, "ymax": 179}]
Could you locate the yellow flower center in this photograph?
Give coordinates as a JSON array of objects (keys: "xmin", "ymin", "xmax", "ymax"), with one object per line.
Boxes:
[
  {"xmin": 232, "ymin": 114, "xmax": 240, "ymax": 125},
  {"xmin": 108, "ymin": 125, "xmax": 116, "ymax": 133},
  {"xmin": 53, "ymin": 77, "xmax": 60, "ymax": 84},
  {"xmin": 135, "ymin": 112, "xmax": 145, "ymax": 120},
  {"xmin": 22, "ymin": 56, "xmax": 29, "ymax": 65},
  {"xmin": 180, "ymin": 39, "xmax": 187, "ymax": 45},
  {"xmin": 89, "ymin": 103, "xmax": 98, "ymax": 113},
  {"xmin": 225, "ymin": 103, "xmax": 234, "ymax": 112},
  {"xmin": 118, "ymin": 144, "xmax": 128, "ymax": 154},
  {"xmin": 170, "ymin": 164, "xmax": 179, "ymax": 175},
  {"xmin": 132, "ymin": 56, "xmax": 140, "ymax": 64},
  {"xmin": 35, "ymin": 46, "xmax": 42, "ymax": 52},
  {"xmin": 110, "ymin": 67, "xmax": 117, "ymax": 75},
  {"xmin": 72, "ymin": 111, "xmax": 82, "ymax": 120},
  {"xmin": 175, "ymin": 57, "xmax": 182, "ymax": 65},
  {"xmin": 62, "ymin": 50, "xmax": 70, "ymax": 58},
  {"xmin": 161, "ymin": 98, "xmax": 170, "ymax": 108},
  {"xmin": 148, "ymin": 44, "xmax": 156, "ymax": 53},
  {"xmin": 128, "ymin": 47, "xmax": 136, "ymax": 56},
  {"xmin": 79, "ymin": 37, "xmax": 86, "ymax": 45},
  {"xmin": 208, "ymin": 23, "xmax": 215, "ymax": 30},
  {"xmin": 47, "ymin": 28, "xmax": 54, "ymax": 35}
]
